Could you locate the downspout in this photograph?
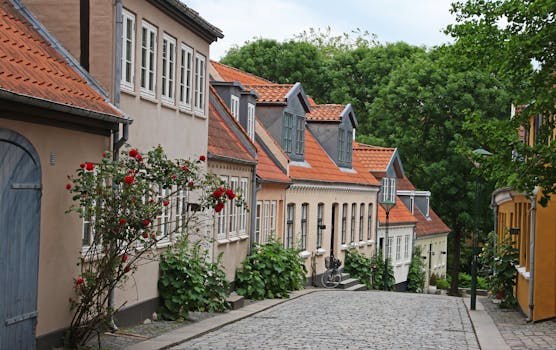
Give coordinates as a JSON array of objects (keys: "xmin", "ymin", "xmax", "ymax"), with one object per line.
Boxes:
[
  {"xmin": 109, "ymin": 0, "xmax": 125, "ymax": 332},
  {"xmin": 250, "ymin": 170, "xmax": 260, "ymax": 254},
  {"xmin": 527, "ymin": 194, "xmax": 536, "ymax": 322}
]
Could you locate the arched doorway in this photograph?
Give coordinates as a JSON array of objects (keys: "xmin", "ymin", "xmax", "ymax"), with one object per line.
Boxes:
[{"xmin": 0, "ymin": 128, "xmax": 41, "ymax": 349}]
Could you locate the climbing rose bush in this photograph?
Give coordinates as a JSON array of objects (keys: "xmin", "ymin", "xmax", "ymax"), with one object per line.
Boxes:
[{"xmin": 65, "ymin": 146, "xmax": 241, "ymax": 348}]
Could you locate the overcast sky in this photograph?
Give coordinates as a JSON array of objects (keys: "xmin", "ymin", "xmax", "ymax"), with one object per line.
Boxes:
[{"xmin": 184, "ymin": 0, "xmax": 457, "ymax": 60}]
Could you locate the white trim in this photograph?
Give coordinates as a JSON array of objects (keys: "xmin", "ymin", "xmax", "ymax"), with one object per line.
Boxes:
[
  {"xmin": 178, "ymin": 43, "xmax": 193, "ymax": 110},
  {"xmin": 230, "ymin": 95, "xmax": 240, "ymax": 120},
  {"xmin": 120, "ymin": 8, "xmax": 135, "ymax": 92},
  {"xmin": 140, "ymin": 20, "xmax": 157, "ymax": 98},
  {"xmin": 194, "ymin": 53, "xmax": 206, "ymax": 116},
  {"xmin": 299, "ymin": 251, "xmax": 311, "ymax": 259},
  {"xmin": 161, "ymin": 33, "xmax": 176, "ymax": 104},
  {"xmin": 288, "ymin": 183, "xmax": 379, "ymax": 193},
  {"xmin": 316, "ymin": 248, "xmax": 327, "ymax": 255},
  {"xmin": 247, "ymin": 103, "xmax": 255, "ymax": 140}
]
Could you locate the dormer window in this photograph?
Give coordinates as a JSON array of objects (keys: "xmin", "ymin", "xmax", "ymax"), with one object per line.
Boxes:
[
  {"xmin": 283, "ymin": 112, "xmax": 293, "ymax": 152},
  {"xmin": 230, "ymin": 95, "xmax": 240, "ymax": 120},
  {"xmin": 247, "ymin": 103, "xmax": 255, "ymax": 140},
  {"xmin": 337, "ymin": 126, "xmax": 351, "ymax": 166},
  {"xmin": 409, "ymin": 196, "xmax": 414, "ymax": 214},
  {"xmin": 295, "ymin": 116, "xmax": 304, "ymax": 155}
]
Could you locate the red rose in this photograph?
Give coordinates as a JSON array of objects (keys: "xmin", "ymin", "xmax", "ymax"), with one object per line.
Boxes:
[
  {"xmin": 80, "ymin": 163, "xmax": 85, "ymax": 169},
  {"xmin": 225, "ymin": 189, "xmax": 236, "ymax": 200},
  {"xmin": 142, "ymin": 232, "xmax": 149, "ymax": 239},
  {"xmin": 75, "ymin": 277, "xmax": 84, "ymax": 285},
  {"xmin": 150, "ymin": 233, "xmax": 156, "ymax": 239},
  {"xmin": 131, "ymin": 197, "xmax": 137, "ymax": 203},
  {"xmin": 182, "ymin": 165, "xmax": 189, "ymax": 172},
  {"xmin": 188, "ymin": 181, "xmax": 194, "ymax": 188},
  {"xmin": 215, "ymin": 202, "xmax": 225, "ymax": 213},
  {"xmin": 199, "ymin": 155, "xmax": 206, "ymax": 161},
  {"xmin": 119, "ymin": 218, "xmax": 127, "ymax": 225},
  {"xmin": 171, "ymin": 175, "xmax": 177, "ymax": 179},
  {"xmin": 124, "ymin": 175, "xmax": 135, "ymax": 185},
  {"xmin": 102, "ymin": 152, "xmax": 107, "ymax": 158},
  {"xmin": 85, "ymin": 162, "xmax": 94, "ymax": 171},
  {"xmin": 213, "ymin": 189, "xmax": 223, "ymax": 199},
  {"xmin": 143, "ymin": 219, "xmax": 151, "ymax": 227},
  {"xmin": 122, "ymin": 254, "xmax": 128, "ymax": 262},
  {"xmin": 66, "ymin": 183, "xmax": 72, "ymax": 190},
  {"xmin": 124, "ymin": 265, "xmax": 131, "ymax": 273},
  {"xmin": 129, "ymin": 149, "xmax": 138, "ymax": 158},
  {"xmin": 136, "ymin": 154, "xmax": 143, "ymax": 162},
  {"xmin": 163, "ymin": 200, "xmax": 170, "ymax": 206}
]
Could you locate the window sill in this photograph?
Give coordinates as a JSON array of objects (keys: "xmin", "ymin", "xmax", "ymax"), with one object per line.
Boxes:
[
  {"xmin": 315, "ymin": 248, "xmax": 327, "ymax": 256},
  {"xmin": 299, "ymin": 251, "xmax": 311, "ymax": 259},
  {"xmin": 194, "ymin": 110, "xmax": 207, "ymax": 119},
  {"xmin": 366, "ymin": 240, "xmax": 374, "ymax": 246},
  {"xmin": 156, "ymin": 239, "xmax": 172, "ymax": 249},
  {"xmin": 140, "ymin": 93, "xmax": 159, "ymax": 105},
  {"xmin": 515, "ymin": 265, "xmax": 530, "ymax": 280},
  {"xmin": 239, "ymin": 234, "xmax": 249, "ymax": 241},
  {"xmin": 358, "ymin": 241, "xmax": 366, "ymax": 248},
  {"xmin": 121, "ymin": 85, "xmax": 136, "ymax": 96},
  {"xmin": 229, "ymin": 236, "xmax": 240, "ymax": 242},
  {"xmin": 216, "ymin": 238, "xmax": 230, "ymax": 245},
  {"xmin": 161, "ymin": 100, "xmax": 177, "ymax": 110}
]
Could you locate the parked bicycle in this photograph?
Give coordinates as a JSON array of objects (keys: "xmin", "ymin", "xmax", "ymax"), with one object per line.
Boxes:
[{"xmin": 321, "ymin": 253, "xmax": 342, "ymax": 288}]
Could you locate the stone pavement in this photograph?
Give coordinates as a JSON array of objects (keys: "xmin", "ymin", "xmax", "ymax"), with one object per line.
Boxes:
[
  {"xmin": 480, "ymin": 297, "xmax": 556, "ymax": 350},
  {"xmin": 166, "ymin": 290, "xmax": 479, "ymax": 350}
]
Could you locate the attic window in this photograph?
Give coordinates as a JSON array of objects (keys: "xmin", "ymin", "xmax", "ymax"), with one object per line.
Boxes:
[
  {"xmin": 230, "ymin": 95, "xmax": 240, "ymax": 120},
  {"xmin": 247, "ymin": 103, "xmax": 255, "ymax": 140}
]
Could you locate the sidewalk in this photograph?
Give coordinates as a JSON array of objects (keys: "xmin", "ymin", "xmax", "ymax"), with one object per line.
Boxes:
[{"xmin": 463, "ymin": 296, "xmax": 510, "ymax": 350}]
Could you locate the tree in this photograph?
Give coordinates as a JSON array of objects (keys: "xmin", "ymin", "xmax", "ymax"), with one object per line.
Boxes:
[
  {"xmin": 65, "ymin": 146, "xmax": 237, "ymax": 348},
  {"xmin": 446, "ymin": 0, "xmax": 556, "ymax": 204}
]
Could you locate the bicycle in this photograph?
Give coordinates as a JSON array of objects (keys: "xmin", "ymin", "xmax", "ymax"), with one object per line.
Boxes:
[{"xmin": 321, "ymin": 253, "xmax": 342, "ymax": 288}]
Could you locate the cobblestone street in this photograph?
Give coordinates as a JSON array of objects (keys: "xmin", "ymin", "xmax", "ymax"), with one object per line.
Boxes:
[{"xmin": 170, "ymin": 290, "xmax": 479, "ymax": 350}]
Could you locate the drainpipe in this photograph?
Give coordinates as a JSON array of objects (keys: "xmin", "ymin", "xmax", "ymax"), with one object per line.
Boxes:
[
  {"xmin": 108, "ymin": 0, "xmax": 124, "ymax": 332},
  {"xmin": 527, "ymin": 193, "xmax": 537, "ymax": 322},
  {"xmin": 250, "ymin": 167, "xmax": 259, "ymax": 254}
]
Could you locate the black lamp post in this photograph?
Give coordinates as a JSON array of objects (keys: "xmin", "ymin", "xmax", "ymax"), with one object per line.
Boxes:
[
  {"xmin": 470, "ymin": 148, "xmax": 492, "ymax": 310},
  {"xmin": 379, "ymin": 177, "xmax": 396, "ymax": 291}
]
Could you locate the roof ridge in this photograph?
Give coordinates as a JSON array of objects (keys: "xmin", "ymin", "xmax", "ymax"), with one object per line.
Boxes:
[{"xmin": 211, "ymin": 60, "xmax": 273, "ymax": 84}]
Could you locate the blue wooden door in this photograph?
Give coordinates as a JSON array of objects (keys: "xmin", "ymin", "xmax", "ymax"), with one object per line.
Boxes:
[{"xmin": 0, "ymin": 129, "xmax": 41, "ymax": 349}]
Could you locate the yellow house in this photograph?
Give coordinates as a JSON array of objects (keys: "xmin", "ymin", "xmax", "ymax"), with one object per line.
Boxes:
[{"xmin": 492, "ymin": 110, "xmax": 556, "ymax": 321}]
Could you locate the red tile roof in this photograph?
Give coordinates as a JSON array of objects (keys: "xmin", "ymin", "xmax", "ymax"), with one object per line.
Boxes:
[
  {"xmin": 306, "ymin": 104, "xmax": 344, "ymax": 122},
  {"xmin": 208, "ymin": 88, "xmax": 255, "ymax": 163},
  {"xmin": 378, "ymin": 198, "xmax": 417, "ymax": 225},
  {"xmin": 256, "ymin": 141, "xmax": 290, "ymax": 183},
  {"xmin": 353, "ymin": 142, "xmax": 395, "ymax": 171},
  {"xmin": 0, "ymin": 2, "xmax": 123, "ymax": 118},
  {"xmin": 396, "ymin": 176, "xmax": 416, "ymax": 191},
  {"xmin": 211, "ymin": 61, "xmax": 272, "ymax": 85},
  {"xmin": 415, "ymin": 207, "xmax": 451, "ymax": 237},
  {"xmin": 243, "ymin": 84, "xmax": 293, "ymax": 104},
  {"xmin": 289, "ymin": 129, "xmax": 378, "ymax": 186}
]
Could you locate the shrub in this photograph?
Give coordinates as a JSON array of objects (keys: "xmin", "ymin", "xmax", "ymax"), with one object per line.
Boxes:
[
  {"xmin": 406, "ymin": 246, "xmax": 425, "ymax": 292},
  {"xmin": 344, "ymin": 249, "xmax": 373, "ymax": 289},
  {"xmin": 429, "ymin": 273, "xmax": 438, "ymax": 286},
  {"xmin": 369, "ymin": 250, "xmax": 395, "ymax": 291},
  {"xmin": 235, "ymin": 242, "xmax": 306, "ymax": 299},
  {"xmin": 436, "ymin": 278, "xmax": 450, "ymax": 290},
  {"xmin": 158, "ymin": 240, "xmax": 229, "ymax": 321}
]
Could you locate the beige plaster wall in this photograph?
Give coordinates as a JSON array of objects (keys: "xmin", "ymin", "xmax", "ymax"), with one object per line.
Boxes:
[
  {"xmin": 416, "ymin": 233, "xmax": 449, "ymax": 287},
  {"xmin": 257, "ymin": 183, "xmax": 288, "ymax": 243},
  {"xmin": 285, "ymin": 183, "xmax": 378, "ymax": 276},
  {"xmin": 0, "ymin": 119, "xmax": 110, "ymax": 337}
]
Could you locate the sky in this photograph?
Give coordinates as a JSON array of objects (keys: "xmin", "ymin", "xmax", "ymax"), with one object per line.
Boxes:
[{"xmin": 184, "ymin": 0, "xmax": 458, "ymax": 60}]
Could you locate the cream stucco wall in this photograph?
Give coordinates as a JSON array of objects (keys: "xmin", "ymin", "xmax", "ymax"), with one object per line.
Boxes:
[
  {"xmin": 416, "ymin": 233, "xmax": 449, "ymax": 287},
  {"xmin": 377, "ymin": 224, "xmax": 415, "ymax": 285},
  {"xmin": 208, "ymin": 160, "xmax": 254, "ymax": 281},
  {"xmin": 0, "ymin": 119, "xmax": 110, "ymax": 337},
  {"xmin": 285, "ymin": 183, "xmax": 378, "ymax": 277},
  {"xmin": 257, "ymin": 183, "xmax": 288, "ymax": 243}
]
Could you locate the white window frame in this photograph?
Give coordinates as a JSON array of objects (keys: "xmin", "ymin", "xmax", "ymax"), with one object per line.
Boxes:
[
  {"xmin": 161, "ymin": 33, "xmax": 176, "ymax": 104},
  {"xmin": 301, "ymin": 203, "xmax": 308, "ymax": 251},
  {"xmin": 247, "ymin": 103, "xmax": 255, "ymax": 140},
  {"xmin": 263, "ymin": 201, "xmax": 270, "ymax": 243},
  {"xmin": 178, "ymin": 43, "xmax": 193, "ymax": 110},
  {"xmin": 216, "ymin": 176, "xmax": 228, "ymax": 240},
  {"xmin": 175, "ymin": 189, "xmax": 188, "ymax": 232},
  {"xmin": 229, "ymin": 177, "xmax": 239, "ymax": 238},
  {"xmin": 255, "ymin": 201, "xmax": 262, "ymax": 244},
  {"xmin": 194, "ymin": 53, "xmax": 206, "ymax": 115},
  {"xmin": 140, "ymin": 20, "xmax": 157, "ymax": 97},
  {"xmin": 270, "ymin": 200, "xmax": 276, "ymax": 240},
  {"xmin": 286, "ymin": 203, "xmax": 295, "ymax": 249},
  {"xmin": 350, "ymin": 203, "xmax": 356, "ymax": 243},
  {"xmin": 317, "ymin": 203, "xmax": 324, "ymax": 249},
  {"xmin": 359, "ymin": 203, "xmax": 365, "ymax": 241},
  {"xmin": 120, "ymin": 8, "xmax": 135, "ymax": 91},
  {"xmin": 341, "ymin": 203, "xmax": 347, "ymax": 244},
  {"xmin": 367, "ymin": 203, "xmax": 373, "ymax": 240},
  {"xmin": 404, "ymin": 234, "xmax": 410, "ymax": 259},
  {"xmin": 155, "ymin": 185, "xmax": 172, "ymax": 245},
  {"xmin": 239, "ymin": 178, "xmax": 248, "ymax": 235},
  {"xmin": 230, "ymin": 95, "xmax": 240, "ymax": 120},
  {"xmin": 387, "ymin": 237, "xmax": 393, "ymax": 259},
  {"xmin": 396, "ymin": 235, "xmax": 402, "ymax": 261}
]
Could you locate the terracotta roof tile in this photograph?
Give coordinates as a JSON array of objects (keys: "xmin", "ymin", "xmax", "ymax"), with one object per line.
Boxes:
[
  {"xmin": 378, "ymin": 198, "xmax": 417, "ymax": 224},
  {"xmin": 256, "ymin": 141, "xmax": 291, "ymax": 183},
  {"xmin": 396, "ymin": 176, "xmax": 416, "ymax": 191},
  {"xmin": 0, "ymin": 2, "xmax": 122, "ymax": 117},
  {"xmin": 289, "ymin": 129, "xmax": 377, "ymax": 186},
  {"xmin": 243, "ymin": 84, "xmax": 293, "ymax": 104},
  {"xmin": 306, "ymin": 104, "xmax": 344, "ymax": 122},
  {"xmin": 415, "ymin": 207, "xmax": 451, "ymax": 237},
  {"xmin": 211, "ymin": 61, "xmax": 272, "ymax": 85},
  {"xmin": 208, "ymin": 92, "xmax": 255, "ymax": 163},
  {"xmin": 353, "ymin": 142, "xmax": 395, "ymax": 171}
]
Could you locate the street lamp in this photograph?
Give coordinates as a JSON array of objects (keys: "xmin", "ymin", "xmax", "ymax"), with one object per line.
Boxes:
[
  {"xmin": 470, "ymin": 148, "xmax": 493, "ymax": 310},
  {"xmin": 379, "ymin": 177, "xmax": 396, "ymax": 291}
]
